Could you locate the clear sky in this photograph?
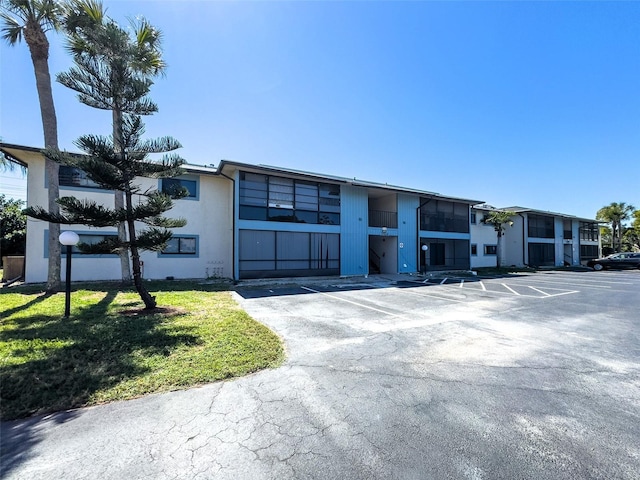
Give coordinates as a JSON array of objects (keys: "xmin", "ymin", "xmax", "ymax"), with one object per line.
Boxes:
[{"xmin": 1, "ymin": 0, "xmax": 638, "ymax": 219}]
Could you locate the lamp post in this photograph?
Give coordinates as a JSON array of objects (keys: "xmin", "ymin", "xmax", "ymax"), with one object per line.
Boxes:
[
  {"xmin": 59, "ymin": 231, "xmax": 79, "ymax": 317},
  {"xmin": 421, "ymin": 244, "xmax": 428, "ymax": 274}
]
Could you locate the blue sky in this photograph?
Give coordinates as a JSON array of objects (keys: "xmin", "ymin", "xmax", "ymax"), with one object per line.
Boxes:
[{"xmin": 1, "ymin": 0, "xmax": 638, "ymax": 219}]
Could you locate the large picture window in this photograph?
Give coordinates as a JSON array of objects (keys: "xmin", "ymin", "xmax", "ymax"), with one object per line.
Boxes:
[
  {"xmin": 239, "ymin": 230, "xmax": 340, "ymax": 279},
  {"xmin": 528, "ymin": 214, "xmax": 554, "ymax": 238},
  {"xmin": 239, "ymin": 172, "xmax": 340, "ymax": 225},
  {"xmin": 419, "ymin": 199, "xmax": 469, "ymax": 233}
]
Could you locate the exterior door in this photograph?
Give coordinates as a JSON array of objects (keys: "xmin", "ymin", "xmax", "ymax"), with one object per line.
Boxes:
[{"xmin": 430, "ymin": 243, "xmax": 445, "ymax": 266}]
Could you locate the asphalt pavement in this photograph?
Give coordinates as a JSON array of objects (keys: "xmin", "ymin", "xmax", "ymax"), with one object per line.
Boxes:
[{"xmin": 2, "ymin": 270, "xmax": 639, "ymax": 479}]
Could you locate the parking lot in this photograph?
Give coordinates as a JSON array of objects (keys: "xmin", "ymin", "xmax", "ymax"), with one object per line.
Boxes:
[{"xmin": 2, "ymin": 270, "xmax": 640, "ymax": 479}]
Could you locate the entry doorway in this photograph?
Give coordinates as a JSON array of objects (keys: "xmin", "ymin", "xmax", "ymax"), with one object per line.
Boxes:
[{"xmin": 369, "ymin": 235, "xmax": 398, "ymax": 275}]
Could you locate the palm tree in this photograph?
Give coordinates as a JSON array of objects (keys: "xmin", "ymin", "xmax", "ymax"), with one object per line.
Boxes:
[
  {"xmin": 1, "ymin": 0, "xmax": 62, "ymax": 291},
  {"xmin": 482, "ymin": 210, "xmax": 515, "ymax": 269},
  {"xmin": 57, "ymin": 0, "xmax": 166, "ymax": 282},
  {"xmin": 596, "ymin": 202, "xmax": 635, "ymax": 253}
]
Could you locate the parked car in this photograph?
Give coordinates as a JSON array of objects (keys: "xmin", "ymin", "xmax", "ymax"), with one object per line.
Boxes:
[{"xmin": 587, "ymin": 252, "xmax": 640, "ymax": 271}]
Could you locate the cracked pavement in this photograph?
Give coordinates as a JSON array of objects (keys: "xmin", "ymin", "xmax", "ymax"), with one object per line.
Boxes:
[{"xmin": 2, "ymin": 270, "xmax": 640, "ymax": 479}]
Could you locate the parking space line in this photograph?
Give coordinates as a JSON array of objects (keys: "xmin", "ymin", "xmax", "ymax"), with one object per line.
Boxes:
[
  {"xmin": 456, "ymin": 280, "xmax": 579, "ymax": 299},
  {"xmin": 459, "ymin": 280, "xmax": 464, "ymax": 288},
  {"xmin": 502, "ymin": 283, "xmax": 520, "ymax": 295},
  {"xmin": 480, "ymin": 281, "xmax": 486, "ymax": 291},
  {"xmin": 540, "ymin": 290, "xmax": 580, "ymax": 298},
  {"xmin": 506, "ymin": 278, "xmax": 611, "ymax": 289},
  {"xmin": 301, "ymin": 286, "xmax": 407, "ymax": 318},
  {"xmin": 440, "ymin": 278, "xmax": 448, "ymax": 285},
  {"xmin": 399, "ymin": 288, "xmax": 467, "ymax": 303},
  {"xmin": 458, "ymin": 285, "xmax": 546, "ymax": 298},
  {"xmin": 528, "ymin": 286, "xmax": 551, "ymax": 297},
  {"xmin": 530, "ymin": 274, "xmax": 633, "ymax": 285}
]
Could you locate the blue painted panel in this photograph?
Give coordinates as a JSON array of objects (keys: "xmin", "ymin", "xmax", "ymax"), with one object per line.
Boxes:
[
  {"xmin": 340, "ymin": 185, "xmax": 369, "ymax": 275},
  {"xmin": 237, "ymin": 219, "xmax": 340, "ymax": 234},
  {"xmin": 398, "ymin": 194, "xmax": 419, "ymax": 272},
  {"xmin": 419, "ymin": 231, "xmax": 471, "ymax": 240},
  {"xmin": 367, "ymin": 227, "xmax": 398, "ymax": 236}
]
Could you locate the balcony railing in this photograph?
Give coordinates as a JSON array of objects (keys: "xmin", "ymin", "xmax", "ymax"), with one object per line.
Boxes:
[{"xmin": 369, "ymin": 210, "xmax": 398, "ymax": 228}]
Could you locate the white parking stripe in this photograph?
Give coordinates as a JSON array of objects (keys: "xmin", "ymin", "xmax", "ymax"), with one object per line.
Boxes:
[
  {"xmin": 529, "ymin": 273, "xmax": 632, "ymax": 285},
  {"xmin": 502, "ymin": 283, "xmax": 520, "ymax": 295},
  {"xmin": 480, "ymin": 281, "xmax": 486, "ymax": 291},
  {"xmin": 459, "ymin": 280, "xmax": 464, "ymax": 288},
  {"xmin": 528, "ymin": 286, "xmax": 551, "ymax": 297},
  {"xmin": 505, "ymin": 278, "xmax": 611, "ymax": 289},
  {"xmin": 440, "ymin": 278, "xmax": 448, "ymax": 285},
  {"xmin": 301, "ymin": 286, "xmax": 408, "ymax": 318},
  {"xmin": 399, "ymin": 288, "xmax": 467, "ymax": 303}
]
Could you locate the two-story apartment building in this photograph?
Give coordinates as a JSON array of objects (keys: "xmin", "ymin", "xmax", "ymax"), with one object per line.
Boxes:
[
  {"xmin": 2, "ymin": 143, "xmax": 600, "ymax": 281},
  {"xmin": 2, "ymin": 143, "xmax": 482, "ymax": 282},
  {"xmin": 470, "ymin": 205, "xmax": 601, "ymax": 269}
]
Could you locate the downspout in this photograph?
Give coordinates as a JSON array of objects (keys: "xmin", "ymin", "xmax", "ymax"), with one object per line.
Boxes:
[
  {"xmin": 416, "ymin": 197, "xmax": 434, "ymax": 273},
  {"xmin": 518, "ymin": 213, "xmax": 527, "ymax": 267},
  {"xmin": 219, "ymin": 172, "xmax": 236, "ymax": 282}
]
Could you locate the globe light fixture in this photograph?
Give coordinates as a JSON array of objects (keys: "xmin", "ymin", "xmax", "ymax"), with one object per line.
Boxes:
[{"xmin": 59, "ymin": 231, "xmax": 80, "ymax": 317}]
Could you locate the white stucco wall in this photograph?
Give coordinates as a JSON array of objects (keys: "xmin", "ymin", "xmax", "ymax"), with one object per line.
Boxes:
[
  {"xmin": 470, "ymin": 209, "xmax": 528, "ymax": 268},
  {"xmin": 470, "ymin": 212, "xmax": 498, "ymax": 268},
  {"xmin": 24, "ymin": 155, "xmax": 232, "ymax": 283}
]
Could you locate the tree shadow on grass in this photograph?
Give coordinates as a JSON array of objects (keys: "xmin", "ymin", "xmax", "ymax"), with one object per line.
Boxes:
[
  {"xmin": 0, "ymin": 292, "xmax": 52, "ymax": 319},
  {"xmin": 1, "ymin": 288, "xmax": 200, "ymax": 414}
]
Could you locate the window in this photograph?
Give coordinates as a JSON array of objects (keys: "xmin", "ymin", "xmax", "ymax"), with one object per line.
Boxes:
[
  {"xmin": 161, "ymin": 177, "xmax": 198, "ymax": 199},
  {"xmin": 528, "ymin": 243, "xmax": 555, "ymax": 266},
  {"xmin": 49, "ymin": 232, "xmax": 118, "ymax": 256},
  {"xmin": 580, "ymin": 244, "xmax": 599, "ymax": 260},
  {"xmin": 420, "ymin": 199, "xmax": 469, "ymax": 233},
  {"xmin": 484, "ymin": 245, "xmax": 497, "ymax": 255},
  {"xmin": 239, "ymin": 172, "xmax": 341, "ymax": 225},
  {"xmin": 528, "ymin": 214, "xmax": 554, "ymax": 238},
  {"xmin": 563, "ymin": 219, "xmax": 572, "ymax": 240},
  {"xmin": 471, "ymin": 244, "xmax": 477, "ymax": 255},
  {"xmin": 59, "ymin": 166, "xmax": 103, "ymax": 189},
  {"xmin": 579, "ymin": 222, "xmax": 598, "ymax": 242},
  {"xmin": 160, "ymin": 236, "xmax": 198, "ymax": 255},
  {"xmin": 268, "ymin": 177, "xmax": 294, "ymax": 208},
  {"xmin": 470, "ymin": 212, "xmax": 477, "ymax": 224},
  {"xmin": 239, "ymin": 230, "xmax": 340, "ymax": 278}
]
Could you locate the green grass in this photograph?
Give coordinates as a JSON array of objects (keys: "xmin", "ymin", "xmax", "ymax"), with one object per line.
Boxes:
[{"xmin": 0, "ymin": 281, "xmax": 284, "ymax": 420}]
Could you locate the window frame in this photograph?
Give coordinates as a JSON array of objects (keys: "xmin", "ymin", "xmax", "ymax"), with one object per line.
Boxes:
[
  {"xmin": 239, "ymin": 171, "xmax": 341, "ymax": 225},
  {"xmin": 160, "ymin": 175, "xmax": 200, "ymax": 201},
  {"xmin": 158, "ymin": 234, "xmax": 199, "ymax": 257},
  {"xmin": 527, "ymin": 214, "xmax": 554, "ymax": 238},
  {"xmin": 44, "ymin": 230, "xmax": 119, "ymax": 258},
  {"xmin": 484, "ymin": 244, "xmax": 497, "ymax": 255},
  {"xmin": 579, "ymin": 222, "xmax": 599, "ymax": 242}
]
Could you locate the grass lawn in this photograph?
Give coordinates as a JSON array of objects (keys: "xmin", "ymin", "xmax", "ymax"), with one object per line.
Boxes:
[{"xmin": 0, "ymin": 280, "xmax": 284, "ymax": 420}]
